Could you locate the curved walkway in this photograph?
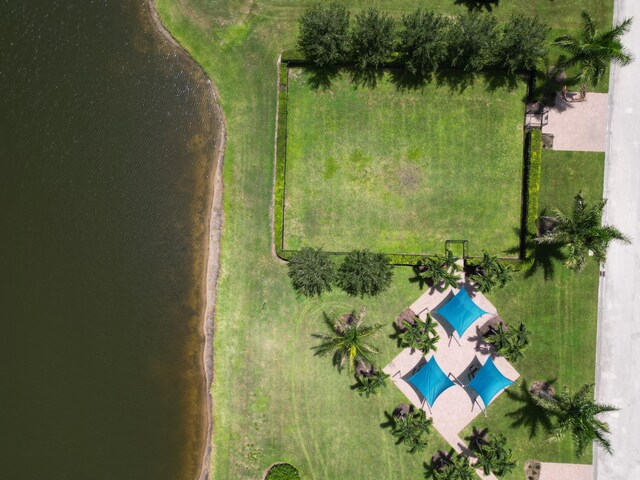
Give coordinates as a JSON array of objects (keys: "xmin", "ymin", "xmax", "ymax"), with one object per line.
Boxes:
[{"xmin": 595, "ymin": 0, "xmax": 640, "ymax": 478}]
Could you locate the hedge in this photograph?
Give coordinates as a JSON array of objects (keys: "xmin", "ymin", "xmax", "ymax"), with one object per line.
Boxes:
[
  {"xmin": 264, "ymin": 463, "xmax": 301, "ymax": 480},
  {"xmin": 272, "ymin": 58, "xmax": 542, "ymax": 268}
]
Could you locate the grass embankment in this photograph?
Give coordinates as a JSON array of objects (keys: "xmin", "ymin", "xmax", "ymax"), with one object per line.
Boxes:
[
  {"xmin": 155, "ymin": 1, "xmax": 611, "ymax": 479},
  {"xmin": 285, "ymin": 68, "xmax": 525, "ymax": 256}
]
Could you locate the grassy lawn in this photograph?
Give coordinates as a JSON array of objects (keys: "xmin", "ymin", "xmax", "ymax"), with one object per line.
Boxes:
[
  {"xmin": 154, "ymin": 1, "xmax": 611, "ymax": 479},
  {"xmin": 284, "ymin": 68, "xmax": 526, "ymax": 256},
  {"xmin": 460, "ymin": 150, "xmax": 605, "ymax": 478}
]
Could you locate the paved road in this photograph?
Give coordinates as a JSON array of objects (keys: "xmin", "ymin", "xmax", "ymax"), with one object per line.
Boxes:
[{"xmin": 595, "ymin": 0, "xmax": 640, "ymax": 478}]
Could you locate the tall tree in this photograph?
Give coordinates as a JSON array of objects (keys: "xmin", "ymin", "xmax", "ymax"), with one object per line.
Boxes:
[
  {"xmin": 497, "ymin": 15, "xmax": 550, "ymax": 74},
  {"xmin": 448, "ymin": 12, "xmax": 498, "ymax": 72},
  {"xmin": 555, "ymin": 11, "xmax": 633, "ymax": 94},
  {"xmin": 298, "ymin": 3, "xmax": 350, "ymax": 66},
  {"xmin": 349, "ymin": 8, "xmax": 395, "ymax": 70},
  {"xmin": 535, "ymin": 384, "xmax": 618, "ymax": 457},
  {"xmin": 287, "ymin": 246, "xmax": 335, "ymax": 297},
  {"xmin": 399, "ymin": 9, "xmax": 450, "ymax": 76},
  {"xmin": 336, "ymin": 249, "xmax": 393, "ymax": 297},
  {"xmin": 312, "ymin": 310, "xmax": 383, "ymax": 372},
  {"xmin": 536, "ymin": 193, "xmax": 630, "ymax": 271}
]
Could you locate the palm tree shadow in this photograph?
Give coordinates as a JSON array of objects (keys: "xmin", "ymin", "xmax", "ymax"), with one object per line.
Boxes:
[
  {"xmin": 505, "ymin": 380, "xmax": 555, "ymax": 439},
  {"xmin": 380, "ymin": 410, "xmax": 396, "ymax": 429},
  {"xmin": 454, "ymin": 0, "xmax": 500, "ymax": 11},
  {"xmin": 506, "ymin": 227, "xmax": 566, "ymax": 280},
  {"xmin": 409, "ymin": 264, "xmax": 430, "ymax": 289},
  {"xmin": 424, "ymin": 449, "xmax": 456, "ymax": 479}
]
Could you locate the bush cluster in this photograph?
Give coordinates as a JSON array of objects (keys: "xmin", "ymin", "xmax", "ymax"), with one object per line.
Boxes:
[
  {"xmin": 288, "ymin": 247, "xmax": 393, "ymax": 297},
  {"xmin": 298, "ymin": 4, "xmax": 550, "ymax": 75},
  {"xmin": 265, "ymin": 463, "xmax": 301, "ymax": 480}
]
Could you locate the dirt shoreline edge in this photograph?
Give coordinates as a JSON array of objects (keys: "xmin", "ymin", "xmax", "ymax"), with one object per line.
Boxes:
[{"xmin": 147, "ymin": 2, "xmax": 226, "ymax": 479}]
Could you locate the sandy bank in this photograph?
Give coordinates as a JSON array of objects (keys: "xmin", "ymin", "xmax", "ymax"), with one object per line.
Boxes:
[{"xmin": 147, "ymin": 2, "xmax": 226, "ymax": 479}]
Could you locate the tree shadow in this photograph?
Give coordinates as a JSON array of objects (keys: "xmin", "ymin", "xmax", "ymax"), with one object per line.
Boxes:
[
  {"xmin": 389, "ymin": 68, "xmax": 431, "ymax": 92},
  {"xmin": 482, "ymin": 69, "xmax": 524, "ymax": 94},
  {"xmin": 424, "ymin": 449, "xmax": 456, "ymax": 479},
  {"xmin": 465, "ymin": 426, "xmax": 489, "ymax": 451},
  {"xmin": 505, "ymin": 380, "xmax": 555, "ymax": 439},
  {"xmin": 506, "ymin": 227, "xmax": 566, "ymax": 281},
  {"xmin": 380, "ymin": 410, "xmax": 397, "ymax": 429},
  {"xmin": 305, "ymin": 65, "xmax": 341, "ymax": 91},
  {"xmin": 434, "ymin": 68, "xmax": 477, "ymax": 93},
  {"xmin": 454, "ymin": 0, "xmax": 500, "ymax": 12},
  {"xmin": 409, "ymin": 263, "xmax": 431, "ymax": 289},
  {"xmin": 349, "ymin": 67, "xmax": 384, "ymax": 89}
]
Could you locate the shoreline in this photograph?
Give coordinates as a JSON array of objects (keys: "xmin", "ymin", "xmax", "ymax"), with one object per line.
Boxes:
[{"xmin": 147, "ymin": 2, "xmax": 226, "ymax": 480}]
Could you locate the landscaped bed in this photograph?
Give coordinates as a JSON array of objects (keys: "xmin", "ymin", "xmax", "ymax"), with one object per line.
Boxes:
[{"xmin": 284, "ymin": 67, "xmax": 527, "ymax": 256}]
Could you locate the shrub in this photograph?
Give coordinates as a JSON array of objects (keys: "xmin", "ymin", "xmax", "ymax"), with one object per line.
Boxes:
[
  {"xmin": 298, "ymin": 3, "xmax": 350, "ymax": 66},
  {"xmin": 265, "ymin": 463, "xmax": 301, "ymax": 480},
  {"xmin": 274, "ymin": 71, "xmax": 289, "ymax": 260},
  {"xmin": 497, "ymin": 15, "xmax": 550, "ymax": 74},
  {"xmin": 288, "ymin": 247, "xmax": 335, "ymax": 297},
  {"xmin": 336, "ymin": 249, "xmax": 393, "ymax": 297},
  {"xmin": 350, "ymin": 8, "xmax": 395, "ymax": 70},
  {"xmin": 526, "ymin": 129, "xmax": 542, "ymax": 238},
  {"xmin": 399, "ymin": 9, "xmax": 450, "ymax": 76}
]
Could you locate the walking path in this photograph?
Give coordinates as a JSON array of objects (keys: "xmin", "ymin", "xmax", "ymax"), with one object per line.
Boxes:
[
  {"xmin": 544, "ymin": 93, "xmax": 608, "ymax": 152},
  {"xmin": 595, "ymin": 0, "xmax": 640, "ymax": 478}
]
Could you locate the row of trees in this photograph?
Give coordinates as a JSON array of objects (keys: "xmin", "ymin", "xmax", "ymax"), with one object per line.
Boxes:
[
  {"xmin": 299, "ymin": 4, "xmax": 549, "ymax": 74},
  {"xmin": 288, "ymin": 247, "xmax": 392, "ymax": 297}
]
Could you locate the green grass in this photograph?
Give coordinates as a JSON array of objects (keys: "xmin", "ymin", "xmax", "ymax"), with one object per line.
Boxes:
[
  {"xmin": 284, "ymin": 68, "xmax": 526, "ymax": 256},
  {"xmin": 460, "ymin": 150, "xmax": 605, "ymax": 478},
  {"xmin": 154, "ymin": 1, "xmax": 611, "ymax": 479}
]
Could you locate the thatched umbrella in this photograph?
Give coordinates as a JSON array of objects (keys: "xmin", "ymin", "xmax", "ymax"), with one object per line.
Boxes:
[
  {"xmin": 395, "ymin": 308, "xmax": 417, "ymax": 332},
  {"xmin": 392, "ymin": 403, "xmax": 413, "ymax": 420}
]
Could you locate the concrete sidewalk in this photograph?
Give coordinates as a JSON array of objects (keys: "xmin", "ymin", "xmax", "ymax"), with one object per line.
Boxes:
[{"xmin": 595, "ymin": 0, "xmax": 640, "ymax": 478}]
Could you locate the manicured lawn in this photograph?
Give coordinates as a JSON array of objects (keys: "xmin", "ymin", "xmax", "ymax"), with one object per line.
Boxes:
[
  {"xmin": 155, "ymin": 1, "xmax": 611, "ymax": 479},
  {"xmin": 460, "ymin": 150, "xmax": 605, "ymax": 478},
  {"xmin": 284, "ymin": 68, "xmax": 526, "ymax": 256}
]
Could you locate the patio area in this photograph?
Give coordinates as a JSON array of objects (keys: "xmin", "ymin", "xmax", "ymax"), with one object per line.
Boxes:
[
  {"xmin": 383, "ymin": 279, "xmax": 520, "ymax": 461},
  {"xmin": 544, "ymin": 92, "xmax": 609, "ymax": 152}
]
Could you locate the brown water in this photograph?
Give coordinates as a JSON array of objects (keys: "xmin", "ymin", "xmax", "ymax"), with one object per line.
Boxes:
[{"xmin": 0, "ymin": 1, "xmax": 218, "ymax": 478}]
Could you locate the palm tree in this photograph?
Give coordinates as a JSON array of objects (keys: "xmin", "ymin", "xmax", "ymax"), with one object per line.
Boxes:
[
  {"xmin": 432, "ymin": 454, "xmax": 476, "ymax": 480},
  {"xmin": 486, "ymin": 322, "xmax": 531, "ymax": 362},
  {"xmin": 470, "ymin": 251, "xmax": 513, "ymax": 293},
  {"xmin": 535, "ymin": 384, "xmax": 618, "ymax": 457},
  {"xmin": 536, "ymin": 193, "xmax": 630, "ymax": 271},
  {"xmin": 486, "ymin": 323, "xmax": 509, "ymax": 351},
  {"xmin": 440, "ymin": 250, "xmax": 462, "ymax": 272},
  {"xmin": 353, "ymin": 369, "xmax": 389, "ymax": 398},
  {"xmin": 555, "ymin": 12, "xmax": 633, "ymax": 96},
  {"xmin": 473, "ymin": 433, "xmax": 516, "ymax": 477},
  {"xmin": 312, "ymin": 310, "xmax": 383, "ymax": 372},
  {"xmin": 390, "ymin": 409, "xmax": 432, "ymax": 454},
  {"xmin": 398, "ymin": 314, "xmax": 440, "ymax": 354},
  {"xmin": 414, "ymin": 256, "xmax": 462, "ymax": 289}
]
